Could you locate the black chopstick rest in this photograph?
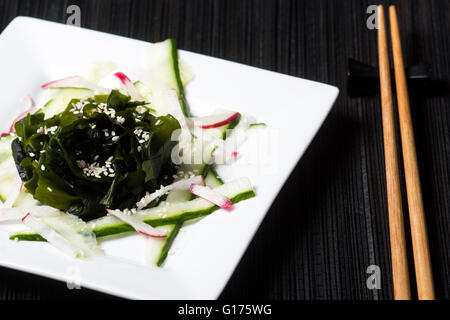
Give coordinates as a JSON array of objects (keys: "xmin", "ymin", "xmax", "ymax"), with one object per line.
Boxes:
[{"xmin": 347, "ymin": 58, "xmax": 433, "ymax": 98}]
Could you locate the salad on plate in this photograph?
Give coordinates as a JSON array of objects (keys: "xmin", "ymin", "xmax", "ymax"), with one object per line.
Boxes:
[{"xmin": 0, "ymin": 39, "xmax": 264, "ymax": 266}]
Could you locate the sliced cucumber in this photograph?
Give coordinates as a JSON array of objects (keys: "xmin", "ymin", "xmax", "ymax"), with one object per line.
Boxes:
[
  {"xmin": 12, "ymin": 188, "xmax": 40, "ymax": 208},
  {"xmin": 0, "ymin": 170, "xmax": 17, "ymax": 203},
  {"xmin": 42, "ymin": 87, "xmax": 93, "ymax": 118},
  {"xmin": 144, "ymin": 39, "xmax": 190, "ymax": 116},
  {"xmin": 39, "ymin": 213, "xmax": 102, "ymax": 257},
  {"xmin": 153, "ymin": 165, "xmax": 224, "ymax": 266},
  {"xmin": 11, "ymin": 178, "xmax": 255, "ymax": 241},
  {"xmin": 155, "ymin": 222, "xmax": 182, "ymax": 267},
  {"xmin": 204, "ymin": 168, "xmax": 224, "ymax": 188},
  {"xmin": 91, "ymin": 177, "xmax": 253, "ymax": 236},
  {"xmin": 0, "ymin": 135, "xmax": 14, "ymax": 164},
  {"xmin": 0, "ymin": 137, "xmax": 18, "ymax": 203},
  {"xmin": 144, "ymin": 223, "xmax": 181, "ymax": 267}
]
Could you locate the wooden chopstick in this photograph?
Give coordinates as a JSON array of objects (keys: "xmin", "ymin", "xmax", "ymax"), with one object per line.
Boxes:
[
  {"xmin": 389, "ymin": 5, "xmax": 435, "ymax": 300},
  {"xmin": 376, "ymin": 5, "xmax": 411, "ymax": 300}
]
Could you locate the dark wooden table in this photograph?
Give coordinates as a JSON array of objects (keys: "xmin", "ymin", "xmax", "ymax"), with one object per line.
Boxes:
[{"xmin": 0, "ymin": 0, "xmax": 449, "ymax": 300}]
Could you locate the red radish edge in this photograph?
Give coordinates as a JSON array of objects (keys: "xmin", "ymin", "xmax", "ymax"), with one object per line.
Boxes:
[
  {"xmin": 9, "ymin": 107, "xmax": 38, "ymax": 133},
  {"xmin": 113, "ymin": 72, "xmax": 144, "ymax": 101},
  {"xmin": 41, "ymin": 75, "xmax": 80, "ymax": 89},
  {"xmin": 107, "ymin": 209, "xmax": 167, "ymax": 238},
  {"xmin": 199, "ymin": 112, "xmax": 240, "ymax": 129},
  {"xmin": 231, "ymin": 151, "xmax": 238, "ymax": 158},
  {"xmin": 190, "ymin": 184, "xmax": 232, "ymax": 209},
  {"xmin": 138, "ymin": 230, "xmax": 166, "ymax": 238},
  {"xmin": 113, "ymin": 72, "xmax": 131, "ymax": 85},
  {"xmin": 21, "ymin": 213, "xmax": 30, "ymax": 222}
]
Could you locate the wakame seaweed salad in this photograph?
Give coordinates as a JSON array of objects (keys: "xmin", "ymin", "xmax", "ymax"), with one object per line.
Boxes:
[{"xmin": 11, "ymin": 90, "xmax": 180, "ymax": 220}]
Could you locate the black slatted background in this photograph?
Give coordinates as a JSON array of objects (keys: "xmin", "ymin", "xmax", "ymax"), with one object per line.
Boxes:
[{"xmin": 0, "ymin": 0, "xmax": 448, "ymax": 300}]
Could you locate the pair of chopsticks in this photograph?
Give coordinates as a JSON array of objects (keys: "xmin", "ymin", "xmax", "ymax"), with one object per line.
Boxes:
[{"xmin": 377, "ymin": 5, "xmax": 434, "ymax": 300}]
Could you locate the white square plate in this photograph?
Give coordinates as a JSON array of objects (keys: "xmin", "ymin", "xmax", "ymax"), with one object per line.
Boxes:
[{"xmin": 0, "ymin": 17, "xmax": 338, "ymax": 299}]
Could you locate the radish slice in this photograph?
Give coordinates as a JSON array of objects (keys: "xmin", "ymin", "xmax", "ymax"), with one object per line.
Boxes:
[
  {"xmin": 41, "ymin": 75, "xmax": 103, "ymax": 91},
  {"xmin": 8, "ymin": 107, "xmax": 38, "ymax": 133},
  {"xmin": 136, "ymin": 176, "xmax": 204, "ymax": 209},
  {"xmin": 189, "ymin": 184, "xmax": 232, "ymax": 209},
  {"xmin": 21, "ymin": 213, "xmax": 83, "ymax": 258},
  {"xmin": 0, "ymin": 206, "xmax": 59, "ymax": 222},
  {"xmin": 41, "ymin": 75, "xmax": 83, "ymax": 88},
  {"xmin": 191, "ymin": 112, "xmax": 240, "ymax": 129},
  {"xmin": 114, "ymin": 72, "xmax": 144, "ymax": 101},
  {"xmin": 107, "ymin": 209, "xmax": 168, "ymax": 238},
  {"xmin": 172, "ymin": 175, "xmax": 205, "ymax": 189}
]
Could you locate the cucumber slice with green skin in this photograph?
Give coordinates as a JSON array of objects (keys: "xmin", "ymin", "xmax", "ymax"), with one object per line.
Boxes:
[
  {"xmin": 0, "ymin": 136, "xmax": 19, "ymax": 203},
  {"xmin": 91, "ymin": 177, "xmax": 253, "ymax": 237},
  {"xmin": 167, "ymin": 39, "xmax": 189, "ymax": 117},
  {"xmin": 145, "ymin": 39, "xmax": 190, "ymax": 117},
  {"xmin": 248, "ymin": 122, "xmax": 267, "ymax": 128},
  {"xmin": 10, "ymin": 178, "xmax": 255, "ymax": 241},
  {"xmin": 0, "ymin": 134, "xmax": 14, "ymax": 164},
  {"xmin": 143, "ymin": 223, "xmax": 176, "ymax": 263},
  {"xmin": 42, "ymin": 87, "xmax": 93, "ymax": 118},
  {"xmin": 12, "ymin": 188, "xmax": 40, "ymax": 208},
  {"xmin": 0, "ymin": 173, "xmax": 17, "ymax": 203},
  {"xmin": 39, "ymin": 213, "xmax": 102, "ymax": 257},
  {"xmin": 154, "ymin": 168, "xmax": 224, "ymax": 266},
  {"xmin": 204, "ymin": 168, "xmax": 224, "ymax": 188},
  {"xmin": 155, "ymin": 222, "xmax": 182, "ymax": 267}
]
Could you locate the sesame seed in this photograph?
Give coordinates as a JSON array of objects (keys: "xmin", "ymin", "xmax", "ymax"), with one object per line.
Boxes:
[
  {"xmin": 112, "ymin": 136, "xmax": 119, "ymax": 142},
  {"xmin": 47, "ymin": 187, "xmax": 52, "ymax": 192},
  {"xmin": 41, "ymin": 165, "xmax": 45, "ymax": 171}
]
